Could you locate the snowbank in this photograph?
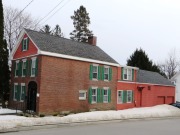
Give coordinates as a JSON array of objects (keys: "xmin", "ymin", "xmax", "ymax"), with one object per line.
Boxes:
[{"xmin": 0, "ymin": 105, "xmax": 180, "ymax": 131}]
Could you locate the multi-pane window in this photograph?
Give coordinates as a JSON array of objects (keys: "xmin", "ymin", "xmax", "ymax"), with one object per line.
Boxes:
[
  {"xmin": 22, "ymin": 60, "xmax": 26, "ymax": 77},
  {"xmin": 104, "ymin": 67, "xmax": 109, "ymax": 80},
  {"xmin": 79, "ymin": 90, "xmax": 86, "ymax": 100},
  {"xmin": 14, "ymin": 83, "xmax": 18, "ymax": 101},
  {"xmin": 92, "ymin": 88, "xmax": 97, "ymax": 103},
  {"xmin": 92, "ymin": 65, "xmax": 98, "ymax": 79},
  {"xmin": 117, "ymin": 90, "xmax": 133, "ymax": 104},
  {"xmin": 15, "ymin": 61, "xmax": 19, "ymax": 77},
  {"xmin": 31, "ymin": 58, "xmax": 36, "ymax": 76},
  {"xmin": 22, "ymin": 38, "xmax": 28, "ymax": 51},
  {"xmin": 103, "ymin": 89, "xmax": 108, "ymax": 103},
  {"xmin": 123, "ymin": 68, "xmax": 132, "ymax": 80},
  {"xmin": 117, "ymin": 90, "xmax": 123, "ymax": 104},
  {"xmin": 20, "ymin": 84, "xmax": 26, "ymax": 101},
  {"xmin": 127, "ymin": 90, "xmax": 133, "ymax": 103}
]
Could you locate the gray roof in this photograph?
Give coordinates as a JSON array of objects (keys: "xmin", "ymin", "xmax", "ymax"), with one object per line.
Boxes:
[
  {"xmin": 25, "ymin": 29, "xmax": 118, "ymax": 64},
  {"xmin": 137, "ymin": 69, "xmax": 174, "ymax": 86}
]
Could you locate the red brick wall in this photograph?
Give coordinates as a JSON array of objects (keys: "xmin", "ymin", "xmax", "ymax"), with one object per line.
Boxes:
[
  {"xmin": 38, "ymin": 55, "xmax": 118, "ymax": 114},
  {"xmin": 13, "ymin": 34, "xmax": 38, "ymax": 59},
  {"xmin": 9, "ymin": 56, "xmax": 41, "ymax": 112}
]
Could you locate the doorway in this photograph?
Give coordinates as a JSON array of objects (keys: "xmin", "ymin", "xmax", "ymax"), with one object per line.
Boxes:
[{"xmin": 27, "ymin": 81, "xmax": 37, "ymax": 112}]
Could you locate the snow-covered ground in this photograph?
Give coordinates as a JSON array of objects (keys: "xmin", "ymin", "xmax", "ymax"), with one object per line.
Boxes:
[
  {"xmin": 0, "ymin": 105, "xmax": 180, "ymax": 131},
  {"xmin": 0, "ymin": 108, "xmax": 22, "ymax": 114}
]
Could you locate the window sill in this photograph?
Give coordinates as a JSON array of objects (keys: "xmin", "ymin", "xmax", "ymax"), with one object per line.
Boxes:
[
  {"xmin": 31, "ymin": 75, "xmax": 35, "ymax": 77},
  {"xmin": 92, "ymin": 79, "xmax": 98, "ymax": 81},
  {"xmin": 79, "ymin": 98, "xmax": 86, "ymax": 100},
  {"xmin": 103, "ymin": 102, "xmax": 108, "ymax": 103}
]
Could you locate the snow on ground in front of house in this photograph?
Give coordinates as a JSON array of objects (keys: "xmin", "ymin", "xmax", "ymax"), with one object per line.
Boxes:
[
  {"xmin": 0, "ymin": 108, "xmax": 22, "ymax": 114},
  {"xmin": 0, "ymin": 105, "xmax": 180, "ymax": 131}
]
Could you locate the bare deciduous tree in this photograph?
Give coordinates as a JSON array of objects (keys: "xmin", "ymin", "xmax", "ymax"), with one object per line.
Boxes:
[
  {"xmin": 4, "ymin": 6, "xmax": 39, "ymax": 52},
  {"xmin": 158, "ymin": 49, "xmax": 180, "ymax": 79}
]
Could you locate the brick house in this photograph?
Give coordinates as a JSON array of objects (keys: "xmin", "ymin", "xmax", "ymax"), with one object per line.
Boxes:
[
  {"xmin": 10, "ymin": 29, "xmax": 119, "ymax": 114},
  {"xmin": 9, "ymin": 29, "xmax": 175, "ymax": 114},
  {"xmin": 117, "ymin": 66, "xmax": 175, "ymax": 110}
]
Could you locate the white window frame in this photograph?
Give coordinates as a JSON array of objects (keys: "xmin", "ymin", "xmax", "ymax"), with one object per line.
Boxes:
[
  {"xmin": 13, "ymin": 83, "xmax": 18, "ymax": 101},
  {"xmin": 91, "ymin": 87, "xmax": 97, "ymax": 103},
  {"xmin": 103, "ymin": 87, "xmax": 109, "ymax": 103},
  {"xmin": 79, "ymin": 90, "xmax": 87, "ymax": 100},
  {"xmin": 92, "ymin": 64, "xmax": 98, "ymax": 80},
  {"xmin": 123, "ymin": 68, "xmax": 132, "ymax": 81},
  {"xmin": 22, "ymin": 37, "xmax": 28, "ymax": 51},
  {"xmin": 15, "ymin": 60, "xmax": 19, "ymax": 77},
  {"xmin": 20, "ymin": 83, "xmax": 25, "ymax": 102},
  {"xmin": 104, "ymin": 66, "xmax": 109, "ymax": 81},
  {"xmin": 31, "ymin": 57, "xmax": 36, "ymax": 77},
  {"xmin": 127, "ymin": 90, "xmax": 133, "ymax": 103},
  {"xmin": 22, "ymin": 59, "xmax": 27, "ymax": 77},
  {"xmin": 117, "ymin": 90, "xmax": 123, "ymax": 104}
]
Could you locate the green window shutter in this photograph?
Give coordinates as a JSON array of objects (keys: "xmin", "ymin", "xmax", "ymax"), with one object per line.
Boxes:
[
  {"xmin": 27, "ymin": 38, "xmax": 29, "ymax": 50},
  {"xmin": 29, "ymin": 60, "xmax": 32, "ymax": 76},
  {"xmin": 19, "ymin": 61, "xmax": 22, "ymax": 76},
  {"xmin": 98, "ymin": 66, "xmax": 101, "ymax": 80},
  {"xmin": 89, "ymin": 65, "xmax": 93, "ymax": 80},
  {"xmin": 132, "ymin": 69, "xmax": 134, "ymax": 81},
  {"xmin": 123, "ymin": 90, "xmax": 127, "ymax": 103},
  {"xmin": 101, "ymin": 89, "xmax": 104, "ymax": 103},
  {"xmin": 97, "ymin": 88, "xmax": 101, "ymax": 103},
  {"xmin": 14, "ymin": 62, "xmax": 16, "ymax": 76},
  {"xmin": 108, "ymin": 88, "xmax": 111, "ymax": 103},
  {"xmin": 21, "ymin": 39, "xmax": 24, "ymax": 51},
  {"xmin": 17, "ymin": 62, "xmax": 20, "ymax": 76},
  {"xmin": 109, "ymin": 67, "xmax": 112, "ymax": 81},
  {"xmin": 88, "ymin": 88, "xmax": 92, "ymax": 104},
  {"xmin": 35, "ymin": 58, "xmax": 38, "ymax": 76},
  {"xmin": 121, "ymin": 67, "xmax": 124, "ymax": 80},
  {"xmin": 102, "ymin": 67, "xmax": 104, "ymax": 80}
]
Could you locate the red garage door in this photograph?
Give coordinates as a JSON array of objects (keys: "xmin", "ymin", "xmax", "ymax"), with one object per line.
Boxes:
[
  {"xmin": 166, "ymin": 96, "xmax": 174, "ymax": 104},
  {"xmin": 157, "ymin": 96, "xmax": 165, "ymax": 105}
]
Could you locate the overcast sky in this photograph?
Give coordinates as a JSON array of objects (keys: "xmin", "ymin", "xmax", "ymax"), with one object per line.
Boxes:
[{"xmin": 3, "ymin": 0, "xmax": 180, "ymax": 65}]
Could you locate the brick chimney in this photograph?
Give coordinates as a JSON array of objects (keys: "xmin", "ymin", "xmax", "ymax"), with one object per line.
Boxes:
[{"xmin": 88, "ymin": 36, "xmax": 97, "ymax": 46}]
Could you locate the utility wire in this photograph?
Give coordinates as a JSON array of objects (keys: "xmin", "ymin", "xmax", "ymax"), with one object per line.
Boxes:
[
  {"xmin": 13, "ymin": 0, "xmax": 34, "ymax": 21},
  {"xmin": 40, "ymin": 0, "xmax": 72, "ymax": 25},
  {"xmin": 35, "ymin": 0, "xmax": 66, "ymax": 26}
]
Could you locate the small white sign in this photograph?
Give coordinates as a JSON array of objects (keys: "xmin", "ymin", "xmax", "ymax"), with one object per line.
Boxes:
[{"xmin": 37, "ymin": 93, "xmax": 40, "ymax": 97}]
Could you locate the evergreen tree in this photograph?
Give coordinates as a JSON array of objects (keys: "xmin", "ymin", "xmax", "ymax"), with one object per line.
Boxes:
[
  {"xmin": 40, "ymin": 24, "xmax": 52, "ymax": 34},
  {"xmin": 52, "ymin": 24, "xmax": 63, "ymax": 37},
  {"xmin": 127, "ymin": 48, "xmax": 166, "ymax": 77},
  {"xmin": 70, "ymin": 5, "xmax": 93, "ymax": 43},
  {"xmin": 0, "ymin": 0, "xmax": 10, "ymax": 107}
]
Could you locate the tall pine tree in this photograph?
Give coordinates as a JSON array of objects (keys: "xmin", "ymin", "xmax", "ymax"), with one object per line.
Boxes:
[
  {"xmin": 70, "ymin": 5, "xmax": 93, "ymax": 43},
  {"xmin": 127, "ymin": 48, "xmax": 166, "ymax": 77},
  {"xmin": 0, "ymin": 0, "xmax": 10, "ymax": 107}
]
